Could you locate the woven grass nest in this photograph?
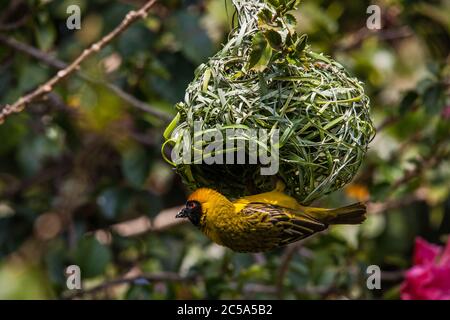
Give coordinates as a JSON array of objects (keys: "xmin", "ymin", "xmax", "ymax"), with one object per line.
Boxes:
[{"xmin": 163, "ymin": 0, "xmax": 375, "ymax": 204}]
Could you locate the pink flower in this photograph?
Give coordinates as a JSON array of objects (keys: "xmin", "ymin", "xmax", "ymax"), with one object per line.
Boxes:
[{"xmin": 400, "ymin": 237, "xmax": 450, "ymax": 300}]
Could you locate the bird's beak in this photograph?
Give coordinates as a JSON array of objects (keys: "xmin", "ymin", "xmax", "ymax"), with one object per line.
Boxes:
[{"xmin": 176, "ymin": 208, "xmax": 189, "ymax": 219}]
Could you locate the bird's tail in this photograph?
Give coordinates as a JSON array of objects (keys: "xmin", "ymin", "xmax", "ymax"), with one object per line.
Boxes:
[{"xmin": 305, "ymin": 202, "xmax": 367, "ymax": 225}]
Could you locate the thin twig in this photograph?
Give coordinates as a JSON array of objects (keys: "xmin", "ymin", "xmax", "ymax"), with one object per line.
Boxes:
[
  {"xmin": 367, "ymin": 189, "xmax": 427, "ymax": 214},
  {"xmin": 381, "ymin": 270, "xmax": 405, "ymax": 282},
  {"xmin": 0, "ymin": 15, "xmax": 29, "ymax": 31},
  {"xmin": 0, "ymin": 0, "xmax": 29, "ymax": 31},
  {"xmin": 391, "ymin": 146, "xmax": 449, "ymax": 190},
  {"xmin": 0, "ymin": 35, "xmax": 66, "ymax": 68},
  {"xmin": 367, "ymin": 144, "xmax": 450, "ymax": 215},
  {"xmin": 0, "ymin": 0, "xmax": 161, "ymax": 124},
  {"xmin": 275, "ymin": 241, "xmax": 303, "ymax": 299},
  {"xmin": 335, "ymin": 26, "xmax": 413, "ymax": 52},
  {"xmin": 242, "ymin": 282, "xmax": 332, "ymax": 298},
  {"xmin": 110, "ymin": 205, "xmax": 186, "ymax": 237},
  {"xmin": 107, "ymin": 83, "xmax": 171, "ymax": 119},
  {"xmin": 376, "ymin": 115, "xmax": 399, "ymax": 132},
  {"xmin": 0, "ymin": 35, "xmax": 171, "ymax": 119},
  {"xmin": 66, "ymin": 271, "xmax": 198, "ymax": 299}
]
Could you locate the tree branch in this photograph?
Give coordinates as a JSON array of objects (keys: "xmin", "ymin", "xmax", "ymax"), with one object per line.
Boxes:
[
  {"xmin": 367, "ymin": 189, "xmax": 428, "ymax": 214},
  {"xmin": 0, "ymin": 0, "xmax": 29, "ymax": 31},
  {"xmin": 335, "ymin": 26, "xmax": 413, "ymax": 52},
  {"xmin": 66, "ymin": 271, "xmax": 198, "ymax": 299},
  {"xmin": 241, "ymin": 282, "xmax": 332, "ymax": 298},
  {"xmin": 0, "ymin": 0, "xmax": 165, "ymax": 124},
  {"xmin": 0, "ymin": 35, "xmax": 66, "ymax": 68},
  {"xmin": 391, "ymin": 145, "xmax": 450, "ymax": 190},
  {"xmin": 275, "ymin": 241, "xmax": 304, "ymax": 299},
  {"xmin": 367, "ymin": 143, "xmax": 450, "ymax": 215},
  {"xmin": 110, "ymin": 205, "xmax": 186, "ymax": 237},
  {"xmin": 0, "ymin": 34, "xmax": 172, "ymax": 120},
  {"xmin": 0, "ymin": 15, "xmax": 29, "ymax": 31}
]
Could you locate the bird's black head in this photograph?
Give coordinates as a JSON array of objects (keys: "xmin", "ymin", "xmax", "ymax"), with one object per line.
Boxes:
[{"xmin": 176, "ymin": 200, "xmax": 202, "ymax": 226}]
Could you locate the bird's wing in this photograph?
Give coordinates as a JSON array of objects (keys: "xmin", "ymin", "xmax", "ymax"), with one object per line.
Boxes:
[
  {"xmin": 234, "ymin": 190, "xmax": 302, "ymax": 211},
  {"xmin": 240, "ymin": 202, "xmax": 328, "ymax": 246}
]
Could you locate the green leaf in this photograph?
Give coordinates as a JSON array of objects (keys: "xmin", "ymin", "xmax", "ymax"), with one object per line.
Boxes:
[
  {"xmin": 383, "ymin": 284, "xmax": 401, "ymax": 300},
  {"xmin": 416, "ymin": 78, "xmax": 434, "ymax": 95},
  {"xmin": 35, "ymin": 24, "xmax": 56, "ymax": 51},
  {"xmin": 121, "ymin": 146, "xmax": 151, "ymax": 188},
  {"xmin": 163, "ymin": 112, "xmax": 180, "ymax": 139},
  {"xmin": 258, "ymin": 73, "xmax": 268, "ymax": 96},
  {"xmin": 46, "ymin": 244, "xmax": 68, "ymax": 286},
  {"xmin": 266, "ymin": 0, "xmax": 280, "ymax": 10},
  {"xmin": 423, "ymin": 84, "xmax": 445, "ymax": 115},
  {"xmin": 246, "ymin": 32, "xmax": 273, "ymax": 72},
  {"xmin": 258, "ymin": 10, "xmax": 279, "ymax": 31},
  {"xmin": 126, "ymin": 285, "xmax": 152, "ymax": 300},
  {"xmin": 284, "ymin": 0, "xmax": 301, "ymax": 11},
  {"xmin": 264, "ymin": 30, "xmax": 283, "ymax": 50},
  {"xmin": 74, "ymin": 237, "xmax": 111, "ymax": 278},
  {"xmin": 118, "ymin": 25, "xmax": 154, "ymax": 57},
  {"xmin": 307, "ymin": 50, "xmax": 331, "ymax": 64},
  {"xmin": 426, "ymin": 62, "xmax": 440, "ymax": 76},
  {"xmin": 0, "ymin": 115, "xmax": 27, "ymax": 154},
  {"xmin": 284, "ymin": 13, "xmax": 297, "ymax": 27},
  {"xmin": 295, "ymin": 34, "xmax": 308, "ymax": 54},
  {"xmin": 17, "ymin": 64, "xmax": 49, "ymax": 94},
  {"xmin": 258, "ymin": 8, "xmax": 273, "ymax": 23},
  {"xmin": 286, "ymin": 53, "xmax": 298, "ymax": 65},
  {"xmin": 435, "ymin": 117, "xmax": 450, "ymax": 140},
  {"xmin": 399, "ymin": 91, "xmax": 418, "ymax": 113},
  {"xmin": 285, "ymin": 32, "xmax": 297, "ymax": 47},
  {"xmin": 18, "ymin": 131, "xmax": 64, "ymax": 177},
  {"xmin": 97, "ymin": 187, "xmax": 131, "ymax": 220},
  {"xmin": 170, "ymin": 11, "xmax": 214, "ymax": 64}
]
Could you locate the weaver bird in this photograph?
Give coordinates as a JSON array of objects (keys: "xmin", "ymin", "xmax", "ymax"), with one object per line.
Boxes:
[{"xmin": 176, "ymin": 182, "xmax": 366, "ymax": 252}]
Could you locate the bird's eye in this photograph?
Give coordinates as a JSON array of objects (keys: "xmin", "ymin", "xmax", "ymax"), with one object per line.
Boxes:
[{"xmin": 187, "ymin": 202, "xmax": 196, "ymax": 209}]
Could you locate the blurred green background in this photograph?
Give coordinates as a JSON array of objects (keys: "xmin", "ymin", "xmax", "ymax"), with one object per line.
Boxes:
[{"xmin": 0, "ymin": 0, "xmax": 449, "ymax": 299}]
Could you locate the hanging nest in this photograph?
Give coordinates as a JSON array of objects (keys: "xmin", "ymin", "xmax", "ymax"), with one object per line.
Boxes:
[{"xmin": 163, "ymin": 0, "xmax": 375, "ymax": 204}]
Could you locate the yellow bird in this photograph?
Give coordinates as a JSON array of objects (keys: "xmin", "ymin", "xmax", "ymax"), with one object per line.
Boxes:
[{"xmin": 176, "ymin": 182, "xmax": 366, "ymax": 252}]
